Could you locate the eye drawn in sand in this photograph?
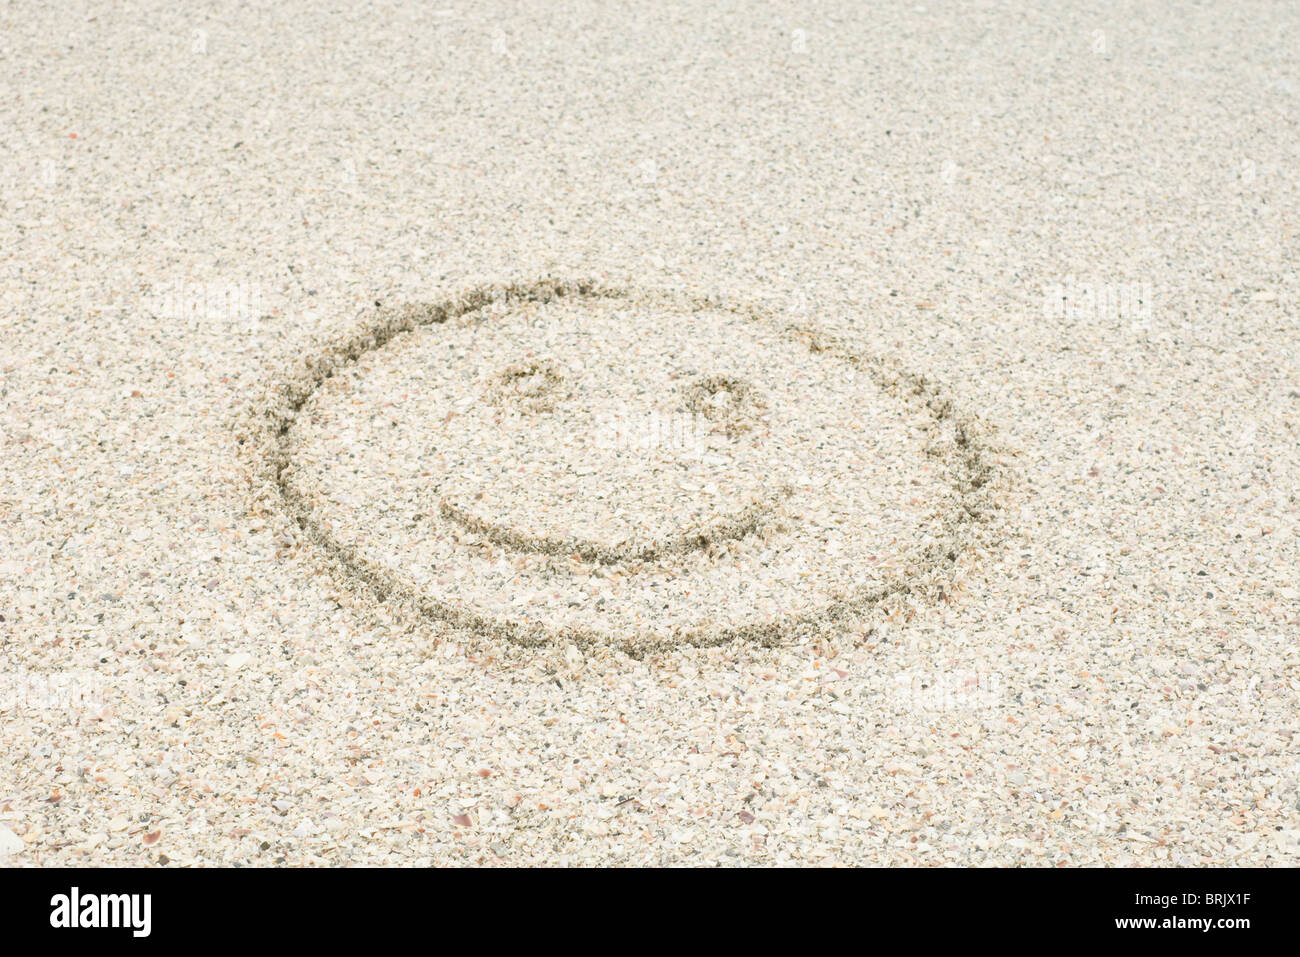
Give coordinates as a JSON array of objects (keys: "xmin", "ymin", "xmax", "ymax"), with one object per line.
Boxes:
[
  {"xmin": 243, "ymin": 279, "xmax": 1000, "ymax": 657},
  {"xmin": 488, "ymin": 359, "xmax": 566, "ymax": 414}
]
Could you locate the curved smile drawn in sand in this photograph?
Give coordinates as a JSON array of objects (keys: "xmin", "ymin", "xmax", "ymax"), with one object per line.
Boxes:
[{"xmin": 251, "ymin": 279, "xmax": 997, "ymax": 654}]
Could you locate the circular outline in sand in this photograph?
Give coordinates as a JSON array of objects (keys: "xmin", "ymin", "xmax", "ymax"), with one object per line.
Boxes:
[{"xmin": 245, "ymin": 278, "xmax": 998, "ymax": 656}]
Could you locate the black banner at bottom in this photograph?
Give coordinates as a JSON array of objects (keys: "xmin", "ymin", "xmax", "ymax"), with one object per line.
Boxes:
[{"xmin": 1, "ymin": 866, "xmax": 1289, "ymax": 945}]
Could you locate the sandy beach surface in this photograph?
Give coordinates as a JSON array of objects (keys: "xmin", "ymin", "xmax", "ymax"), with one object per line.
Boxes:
[{"xmin": 1, "ymin": 1, "xmax": 1297, "ymax": 865}]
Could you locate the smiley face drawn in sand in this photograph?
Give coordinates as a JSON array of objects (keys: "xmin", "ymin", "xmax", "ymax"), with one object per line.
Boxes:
[
  {"xmin": 434, "ymin": 329, "xmax": 786, "ymax": 567},
  {"xmin": 252, "ymin": 280, "xmax": 997, "ymax": 655}
]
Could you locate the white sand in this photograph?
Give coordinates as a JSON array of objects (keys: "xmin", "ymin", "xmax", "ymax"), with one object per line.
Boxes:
[{"xmin": 0, "ymin": 1, "xmax": 1297, "ymax": 865}]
